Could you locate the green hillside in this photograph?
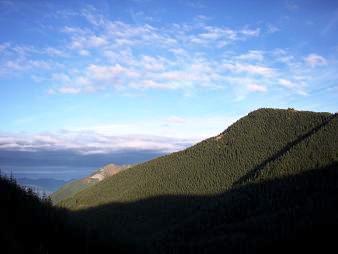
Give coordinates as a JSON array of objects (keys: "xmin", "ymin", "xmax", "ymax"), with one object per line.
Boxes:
[
  {"xmin": 57, "ymin": 108, "xmax": 338, "ymax": 252},
  {"xmin": 60, "ymin": 108, "xmax": 336, "ymax": 208}
]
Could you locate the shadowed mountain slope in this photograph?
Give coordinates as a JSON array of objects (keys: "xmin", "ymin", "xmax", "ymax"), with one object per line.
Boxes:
[
  {"xmin": 3, "ymin": 163, "xmax": 338, "ymax": 253},
  {"xmin": 71, "ymin": 162, "xmax": 338, "ymax": 253}
]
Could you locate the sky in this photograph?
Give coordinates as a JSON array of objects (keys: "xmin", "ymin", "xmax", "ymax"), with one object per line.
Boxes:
[{"xmin": 0, "ymin": 0, "xmax": 338, "ymax": 157}]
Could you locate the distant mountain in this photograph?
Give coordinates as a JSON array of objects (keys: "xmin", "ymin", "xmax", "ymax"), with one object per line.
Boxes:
[
  {"xmin": 50, "ymin": 164, "xmax": 131, "ymax": 204},
  {"xmin": 58, "ymin": 108, "xmax": 338, "ymax": 252}
]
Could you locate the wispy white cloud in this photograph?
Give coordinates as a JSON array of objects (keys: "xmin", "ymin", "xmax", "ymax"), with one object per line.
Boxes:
[
  {"xmin": 165, "ymin": 116, "xmax": 186, "ymax": 125},
  {"xmin": 0, "ymin": 58, "xmax": 52, "ymax": 75},
  {"xmin": 78, "ymin": 49, "xmax": 90, "ymax": 56},
  {"xmin": 304, "ymin": 54, "xmax": 327, "ymax": 67},
  {"xmin": 57, "ymin": 86, "xmax": 82, "ymax": 94},
  {"xmin": 74, "ymin": 115, "xmax": 238, "ymax": 142},
  {"xmin": 0, "ymin": 132, "xmax": 192, "ymax": 154},
  {"xmin": 278, "ymin": 78, "xmax": 307, "ymax": 95},
  {"xmin": 0, "ymin": 42, "xmax": 10, "ymax": 53},
  {"xmin": 190, "ymin": 26, "xmax": 260, "ymax": 47},
  {"xmin": 272, "ymin": 49, "xmax": 295, "ymax": 65},
  {"xmin": 51, "ymin": 73, "xmax": 71, "ymax": 83},
  {"xmin": 236, "ymin": 50, "xmax": 264, "ymax": 61},
  {"xmin": 278, "ymin": 78, "xmax": 295, "ymax": 89},
  {"xmin": 81, "ymin": 5, "xmax": 105, "ymax": 26},
  {"xmin": 223, "ymin": 62, "xmax": 275, "ymax": 76},
  {"xmin": 247, "ymin": 83, "xmax": 267, "ymax": 92},
  {"xmin": 139, "ymin": 55, "xmax": 166, "ymax": 71},
  {"xmin": 130, "ymin": 79, "xmax": 177, "ymax": 90},
  {"xmin": 0, "ymin": 114, "xmax": 238, "ymax": 154},
  {"xmin": 44, "ymin": 47, "xmax": 67, "ymax": 57},
  {"xmin": 240, "ymin": 28, "xmax": 260, "ymax": 37},
  {"xmin": 88, "ymin": 64, "xmax": 139, "ymax": 80},
  {"xmin": 266, "ymin": 24, "xmax": 280, "ymax": 33},
  {"xmin": 70, "ymin": 35, "xmax": 108, "ymax": 49}
]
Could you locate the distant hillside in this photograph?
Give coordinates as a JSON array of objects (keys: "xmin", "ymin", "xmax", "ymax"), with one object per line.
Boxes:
[
  {"xmin": 58, "ymin": 108, "xmax": 338, "ymax": 252},
  {"xmin": 51, "ymin": 164, "xmax": 130, "ymax": 204}
]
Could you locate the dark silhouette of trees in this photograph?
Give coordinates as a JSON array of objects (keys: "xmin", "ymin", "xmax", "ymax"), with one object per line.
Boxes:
[{"xmin": 0, "ymin": 173, "xmax": 122, "ymax": 254}]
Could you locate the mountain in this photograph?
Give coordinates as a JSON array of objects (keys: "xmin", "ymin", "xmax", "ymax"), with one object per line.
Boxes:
[
  {"xmin": 60, "ymin": 108, "xmax": 337, "ymax": 208},
  {"xmin": 51, "ymin": 164, "xmax": 130, "ymax": 204},
  {"xmin": 57, "ymin": 108, "xmax": 338, "ymax": 252}
]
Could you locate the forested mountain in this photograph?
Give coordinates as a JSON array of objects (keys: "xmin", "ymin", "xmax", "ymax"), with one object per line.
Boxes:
[
  {"xmin": 60, "ymin": 108, "xmax": 337, "ymax": 208},
  {"xmin": 2, "ymin": 108, "xmax": 338, "ymax": 253},
  {"xmin": 50, "ymin": 164, "xmax": 130, "ymax": 204},
  {"xmin": 56, "ymin": 108, "xmax": 338, "ymax": 252}
]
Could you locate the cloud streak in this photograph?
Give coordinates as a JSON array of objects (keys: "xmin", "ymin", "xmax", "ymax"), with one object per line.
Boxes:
[
  {"xmin": 0, "ymin": 115, "xmax": 238, "ymax": 154},
  {"xmin": 304, "ymin": 54, "xmax": 327, "ymax": 67},
  {"xmin": 0, "ymin": 132, "xmax": 193, "ymax": 154}
]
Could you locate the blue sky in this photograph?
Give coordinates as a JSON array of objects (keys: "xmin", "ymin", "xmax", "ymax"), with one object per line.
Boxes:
[{"xmin": 0, "ymin": 0, "xmax": 337, "ymax": 154}]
